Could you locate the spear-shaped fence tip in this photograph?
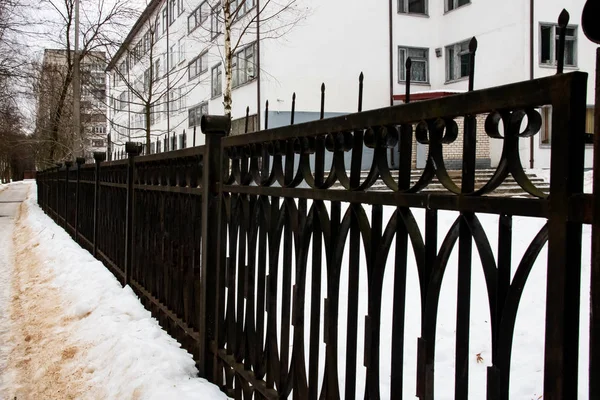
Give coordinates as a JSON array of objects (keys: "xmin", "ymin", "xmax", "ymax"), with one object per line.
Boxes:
[
  {"xmin": 558, "ymin": 8, "xmax": 570, "ymax": 27},
  {"xmin": 469, "ymin": 36, "xmax": 478, "ymax": 53},
  {"xmin": 556, "ymin": 9, "xmax": 570, "ymax": 74},
  {"xmin": 468, "ymin": 37, "xmax": 477, "ymax": 91},
  {"xmin": 246, "ymin": 105, "xmax": 250, "ymax": 113},
  {"xmin": 406, "ymin": 57, "xmax": 412, "ymax": 69},
  {"xmin": 292, "ymin": 92, "xmax": 296, "ymax": 101},
  {"xmin": 321, "ymin": 82, "xmax": 325, "ymax": 92},
  {"xmin": 320, "ymin": 83, "xmax": 325, "ymax": 119},
  {"xmin": 358, "ymin": 72, "xmax": 364, "ymax": 112}
]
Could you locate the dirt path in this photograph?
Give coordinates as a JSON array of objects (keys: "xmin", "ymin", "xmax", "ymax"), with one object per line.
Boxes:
[{"xmin": 0, "ymin": 184, "xmax": 101, "ymax": 399}]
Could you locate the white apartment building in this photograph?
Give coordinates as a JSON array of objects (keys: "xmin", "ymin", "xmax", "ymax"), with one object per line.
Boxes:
[{"xmin": 107, "ymin": 0, "xmax": 597, "ymax": 169}]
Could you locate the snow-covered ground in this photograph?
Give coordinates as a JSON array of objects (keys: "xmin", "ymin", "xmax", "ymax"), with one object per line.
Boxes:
[
  {"xmin": 0, "ymin": 171, "xmax": 593, "ymax": 399},
  {"xmin": 0, "ymin": 182, "xmax": 227, "ymax": 399}
]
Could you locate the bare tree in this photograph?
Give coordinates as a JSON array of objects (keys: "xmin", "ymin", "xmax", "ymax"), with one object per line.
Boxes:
[{"xmin": 30, "ymin": 0, "xmax": 138, "ymax": 164}]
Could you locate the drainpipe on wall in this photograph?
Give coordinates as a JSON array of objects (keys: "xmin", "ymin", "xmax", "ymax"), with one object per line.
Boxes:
[
  {"xmin": 530, "ymin": 0, "xmax": 535, "ymax": 169},
  {"xmin": 256, "ymin": 0, "xmax": 261, "ymax": 130}
]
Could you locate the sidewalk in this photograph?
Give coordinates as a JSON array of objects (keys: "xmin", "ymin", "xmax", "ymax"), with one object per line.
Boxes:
[{"xmin": 0, "ymin": 182, "xmax": 226, "ymax": 399}]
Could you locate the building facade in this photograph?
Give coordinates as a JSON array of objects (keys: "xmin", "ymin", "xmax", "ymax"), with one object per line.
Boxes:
[
  {"xmin": 107, "ymin": 0, "xmax": 596, "ymax": 169},
  {"xmin": 37, "ymin": 49, "xmax": 108, "ymax": 161}
]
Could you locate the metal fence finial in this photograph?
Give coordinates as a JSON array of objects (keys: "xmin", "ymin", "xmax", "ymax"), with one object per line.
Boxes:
[
  {"xmin": 406, "ymin": 57, "xmax": 412, "ymax": 103},
  {"xmin": 557, "ymin": 9, "xmax": 570, "ymax": 74},
  {"xmin": 291, "ymin": 93, "xmax": 296, "ymax": 125},
  {"xmin": 469, "ymin": 37, "xmax": 478, "ymax": 92},
  {"xmin": 265, "ymin": 100, "xmax": 269, "ymax": 129},
  {"xmin": 245, "ymin": 106, "xmax": 250, "ymax": 134},
  {"xmin": 358, "ymin": 72, "xmax": 364, "ymax": 112},
  {"xmin": 320, "ymin": 83, "xmax": 325, "ymax": 119}
]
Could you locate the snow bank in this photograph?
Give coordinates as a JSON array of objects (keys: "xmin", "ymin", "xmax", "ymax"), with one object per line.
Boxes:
[{"xmin": 20, "ymin": 183, "xmax": 227, "ymax": 399}]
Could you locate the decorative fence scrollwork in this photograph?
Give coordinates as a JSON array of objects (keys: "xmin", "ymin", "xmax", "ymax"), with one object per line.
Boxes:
[{"xmin": 34, "ymin": 6, "xmax": 600, "ymax": 399}]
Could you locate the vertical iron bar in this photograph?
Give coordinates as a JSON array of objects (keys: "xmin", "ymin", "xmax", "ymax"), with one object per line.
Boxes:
[
  {"xmin": 345, "ymin": 204, "xmax": 360, "ymax": 400},
  {"xmin": 93, "ymin": 152, "xmax": 105, "ymax": 257},
  {"xmin": 199, "ymin": 115, "xmax": 229, "ymax": 379},
  {"xmin": 64, "ymin": 161, "xmax": 72, "ymax": 230},
  {"xmin": 590, "ymin": 46, "xmax": 600, "ymax": 400},
  {"xmin": 193, "ymin": 126, "xmax": 196, "ymax": 147},
  {"xmin": 245, "ymin": 106, "xmax": 250, "ymax": 133},
  {"xmin": 543, "ymin": 71, "xmax": 586, "ymax": 400},
  {"xmin": 556, "ymin": 9, "xmax": 569, "ymax": 75},
  {"xmin": 75, "ymin": 157, "xmax": 84, "ymax": 243},
  {"xmin": 124, "ymin": 142, "xmax": 141, "ymax": 286},
  {"xmin": 492, "ymin": 214, "xmax": 512, "ymax": 400},
  {"xmin": 405, "ymin": 58, "xmax": 411, "ymax": 104}
]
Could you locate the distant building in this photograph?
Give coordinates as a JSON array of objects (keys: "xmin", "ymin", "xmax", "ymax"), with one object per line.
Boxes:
[
  {"xmin": 107, "ymin": 0, "xmax": 596, "ymax": 169},
  {"xmin": 37, "ymin": 49, "xmax": 107, "ymax": 162}
]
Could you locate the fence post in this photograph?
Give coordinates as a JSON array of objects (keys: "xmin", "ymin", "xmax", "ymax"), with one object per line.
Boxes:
[
  {"xmin": 54, "ymin": 163, "xmax": 61, "ymax": 221},
  {"xmin": 198, "ymin": 115, "xmax": 229, "ymax": 379},
  {"xmin": 93, "ymin": 152, "xmax": 105, "ymax": 257},
  {"xmin": 74, "ymin": 157, "xmax": 85, "ymax": 243},
  {"xmin": 124, "ymin": 142, "xmax": 141, "ymax": 286},
  {"xmin": 64, "ymin": 161, "xmax": 72, "ymax": 230}
]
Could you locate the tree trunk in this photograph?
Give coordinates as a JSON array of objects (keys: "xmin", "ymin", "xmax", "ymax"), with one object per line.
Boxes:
[
  {"xmin": 48, "ymin": 65, "xmax": 74, "ymax": 161},
  {"xmin": 145, "ymin": 104, "xmax": 151, "ymax": 151}
]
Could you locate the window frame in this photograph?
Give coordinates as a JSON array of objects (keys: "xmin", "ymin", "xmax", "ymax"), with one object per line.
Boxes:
[
  {"xmin": 188, "ymin": 51, "xmax": 208, "ymax": 80},
  {"xmin": 232, "ymin": 42, "xmax": 257, "ymax": 89},
  {"xmin": 397, "ymin": 0, "xmax": 428, "ymax": 16},
  {"xmin": 211, "ymin": 5, "xmax": 222, "ymax": 39},
  {"xmin": 445, "ymin": 39, "xmax": 471, "ymax": 82},
  {"xmin": 539, "ymin": 23, "xmax": 578, "ymax": 68},
  {"xmin": 211, "ymin": 63, "xmax": 223, "ymax": 98},
  {"xmin": 445, "ymin": 0, "xmax": 470, "ymax": 13},
  {"xmin": 188, "ymin": 101, "xmax": 208, "ymax": 128},
  {"xmin": 188, "ymin": 1, "xmax": 209, "ymax": 34},
  {"xmin": 231, "ymin": 0, "xmax": 256, "ymax": 20},
  {"xmin": 398, "ymin": 46, "xmax": 429, "ymax": 83}
]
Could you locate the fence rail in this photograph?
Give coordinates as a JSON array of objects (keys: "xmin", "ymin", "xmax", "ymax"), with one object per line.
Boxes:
[{"xmin": 35, "ymin": 7, "xmax": 599, "ymax": 399}]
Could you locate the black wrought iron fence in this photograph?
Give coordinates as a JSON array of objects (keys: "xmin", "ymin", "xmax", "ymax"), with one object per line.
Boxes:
[{"xmin": 34, "ymin": 7, "xmax": 600, "ymax": 400}]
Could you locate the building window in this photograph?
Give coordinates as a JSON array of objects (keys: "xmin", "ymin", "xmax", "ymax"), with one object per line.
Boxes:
[
  {"xmin": 177, "ymin": 0, "xmax": 184, "ymax": 15},
  {"xmin": 211, "ymin": 6, "xmax": 222, "ymax": 39},
  {"xmin": 155, "ymin": 17, "xmax": 161, "ymax": 38},
  {"xmin": 445, "ymin": 39, "xmax": 470, "ymax": 82},
  {"xmin": 398, "ymin": 47, "xmax": 428, "ymax": 82},
  {"xmin": 212, "ymin": 64, "xmax": 222, "ymax": 97},
  {"xmin": 118, "ymin": 91, "xmax": 127, "ymax": 110},
  {"xmin": 169, "ymin": 44, "xmax": 177, "ymax": 70},
  {"xmin": 188, "ymin": 51, "xmax": 208, "ymax": 79},
  {"xmin": 232, "ymin": 43, "xmax": 256, "ymax": 88},
  {"xmin": 231, "ymin": 0, "xmax": 255, "ymax": 18},
  {"xmin": 188, "ymin": 1, "xmax": 209, "ymax": 33},
  {"xmin": 169, "ymin": 0, "xmax": 176, "ymax": 24},
  {"xmin": 178, "ymin": 38, "xmax": 185, "ymax": 63},
  {"xmin": 153, "ymin": 58, "xmax": 160, "ymax": 80},
  {"xmin": 92, "ymin": 139, "xmax": 104, "ymax": 147},
  {"xmin": 178, "ymin": 86, "xmax": 186, "ymax": 111},
  {"xmin": 398, "ymin": 0, "xmax": 427, "ymax": 15},
  {"xmin": 189, "ymin": 102, "xmax": 208, "ymax": 127},
  {"xmin": 540, "ymin": 23, "xmax": 577, "ymax": 67},
  {"xmin": 445, "ymin": 0, "xmax": 470, "ymax": 12},
  {"xmin": 162, "ymin": 7, "xmax": 168, "ymax": 33}
]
